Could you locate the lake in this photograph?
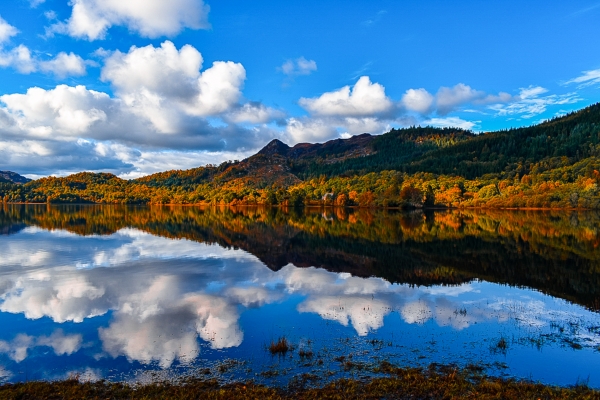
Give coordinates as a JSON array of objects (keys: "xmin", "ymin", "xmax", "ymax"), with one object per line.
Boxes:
[{"xmin": 1, "ymin": 204, "xmax": 600, "ymax": 387}]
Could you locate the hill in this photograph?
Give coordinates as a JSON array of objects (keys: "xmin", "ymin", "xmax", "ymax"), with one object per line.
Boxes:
[
  {"xmin": 0, "ymin": 171, "xmax": 31, "ymax": 184},
  {"xmin": 1, "ymin": 103, "xmax": 600, "ymax": 208}
]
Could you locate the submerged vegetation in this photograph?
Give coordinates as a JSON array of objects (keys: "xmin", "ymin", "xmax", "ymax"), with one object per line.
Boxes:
[
  {"xmin": 1, "ymin": 364, "xmax": 599, "ymax": 399},
  {"xmin": 3, "ymin": 103, "xmax": 600, "ymax": 208}
]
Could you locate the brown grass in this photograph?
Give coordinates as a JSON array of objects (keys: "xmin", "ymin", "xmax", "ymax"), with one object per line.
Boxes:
[
  {"xmin": 269, "ymin": 337, "xmax": 291, "ymax": 355},
  {"xmin": 1, "ymin": 364, "xmax": 599, "ymax": 399}
]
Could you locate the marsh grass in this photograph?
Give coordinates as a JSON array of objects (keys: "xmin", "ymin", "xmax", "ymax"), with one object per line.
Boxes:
[
  {"xmin": 269, "ymin": 337, "xmax": 292, "ymax": 355},
  {"xmin": 491, "ymin": 336, "xmax": 509, "ymax": 354},
  {"xmin": 2, "ymin": 363, "xmax": 599, "ymax": 399},
  {"xmin": 298, "ymin": 349, "xmax": 313, "ymax": 359}
]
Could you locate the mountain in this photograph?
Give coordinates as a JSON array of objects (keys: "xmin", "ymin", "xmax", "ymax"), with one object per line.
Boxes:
[
  {"xmin": 0, "ymin": 171, "xmax": 31, "ymax": 184},
  {"xmin": 1, "ymin": 102, "xmax": 600, "ymax": 208}
]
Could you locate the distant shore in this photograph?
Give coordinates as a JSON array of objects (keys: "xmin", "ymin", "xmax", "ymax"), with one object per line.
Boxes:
[{"xmin": 2, "ymin": 202, "xmax": 597, "ymax": 211}]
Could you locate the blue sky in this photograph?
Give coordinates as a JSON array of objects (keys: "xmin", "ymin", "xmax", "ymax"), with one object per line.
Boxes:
[{"xmin": 0, "ymin": 0, "xmax": 599, "ymax": 178}]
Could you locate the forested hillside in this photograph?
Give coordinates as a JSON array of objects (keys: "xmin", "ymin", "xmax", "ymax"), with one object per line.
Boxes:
[{"xmin": 2, "ymin": 103, "xmax": 600, "ymax": 208}]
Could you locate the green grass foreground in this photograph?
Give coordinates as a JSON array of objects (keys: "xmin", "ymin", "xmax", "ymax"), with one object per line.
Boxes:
[{"xmin": 1, "ymin": 365, "xmax": 599, "ymax": 400}]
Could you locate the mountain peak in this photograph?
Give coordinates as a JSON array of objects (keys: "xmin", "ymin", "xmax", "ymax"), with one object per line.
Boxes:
[{"xmin": 257, "ymin": 139, "xmax": 291, "ymax": 157}]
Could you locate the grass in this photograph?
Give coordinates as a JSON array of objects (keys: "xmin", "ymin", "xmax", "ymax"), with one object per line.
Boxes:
[
  {"xmin": 269, "ymin": 337, "xmax": 291, "ymax": 355},
  {"xmin": 1, "ymin": 363, "xmax": 599, "ymax": 399},
  {"xmin": 298, "ymin": 349, "xmax": 313, "ymax": 359},
  {"xmin": 491, "ymin": 336, "xmax": 509, "ymax": 354}
]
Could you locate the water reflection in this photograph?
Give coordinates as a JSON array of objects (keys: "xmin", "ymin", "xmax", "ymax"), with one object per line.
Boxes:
[{"xmin": 0, "ymin": 205, "xmax": 599, "ymax": 386}]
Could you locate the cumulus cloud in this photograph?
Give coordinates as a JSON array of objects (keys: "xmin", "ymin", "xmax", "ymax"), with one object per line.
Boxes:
[
  {"xmin": 403, "ymin": 83, "xmax": 515, "ymax": 116},
  {"xmin": 39, "ymin": 52, "xmax": 87, "ymax": 78},
  {"xmin": 401, "ymin": 88, "xmax": 434, "ymax": 114},
  {"xmin": 285, "ymin": 117, "xmax": 339, "ymax": 143},
  {"xmin": 0, "ymin": 16, "xmax": 18, "ymax": 44},
  {"xmin": 101, "ymin": 41, "xmax": 246, "ymax": 129},
  {"xmin": 0, "ymin": 45, "xmax": 36, "ymax": 74},
  {"xmin": 0, "ymin": 46, "xmax": 88, "ymax": 77},
  {"xmin": 0, "ymin": 16, "xmax": 88, "ymax": 76},
  {"xmin": 286, "ymin": 76, "xmax": 399, "ymax": 142},
  {"xmin": 0, "ymin": 41, "xmax": 284, "ymax": 176},
  {"xmin": 47, "ymin": 0, "xmax": 210, "ymax": 40},
  {"xmin": 299, "ymin": 76, "xmax": 394, "ymax": 117},
  {"xmin": 279, "ymin": 57, "xmax": 317, "ymax": 76},
  {"xmin": 1, "ymin": 85, "xmax": 113, "ymax": 137},
  {"xmin": 435, "ymin": 84, "xmax": 487, "ymax": 115}
]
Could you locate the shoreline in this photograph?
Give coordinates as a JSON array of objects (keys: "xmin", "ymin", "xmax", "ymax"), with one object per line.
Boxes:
[
  {"xmin": 2, "ymin": 202, "xmax": 596, "ymax": 211},
  {"xmin": 1, "ymin": 364, "xmax": 598, "ymax": 399}
]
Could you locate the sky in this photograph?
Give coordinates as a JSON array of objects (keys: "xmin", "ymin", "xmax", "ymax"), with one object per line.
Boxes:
[{"xmin": 0, "ymin": 1, "xmax": 600, "ymax": 179}]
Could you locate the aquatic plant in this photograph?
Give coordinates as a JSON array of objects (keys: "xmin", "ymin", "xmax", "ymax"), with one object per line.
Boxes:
[{"xmin": 269, "ymin": 337, "xmax": 291, "ymax": 355}]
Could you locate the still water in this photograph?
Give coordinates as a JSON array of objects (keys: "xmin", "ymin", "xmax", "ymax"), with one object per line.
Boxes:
[{"xmin": 0, "ymin": 205, "xmax": 599, "ymax": 387}]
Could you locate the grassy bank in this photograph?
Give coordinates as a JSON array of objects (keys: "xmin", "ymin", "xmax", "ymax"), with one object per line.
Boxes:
[{"xmin": 1, "ymin": 364, "xmax": 599, "ymax": 400}]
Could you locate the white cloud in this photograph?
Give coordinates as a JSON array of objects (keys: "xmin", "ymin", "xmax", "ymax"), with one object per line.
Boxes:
[
  {"xmin": 36, "ymin": 330, "xmax": 83, "ymax": 356},
  {"xmin": 489, "ymin": 86, "xmax": 581, "ymax": 119},
  {"xmin": 39, "ymin": 52, "xmax": 87, "ymax": 78},
  {"xmin": 0, "ymin": 330, "xmax": 82, "ymax": 362},
  {"xmin": 435, "ymin": 83, "xmax": 514, "ymax": 115},
  {"xmin": 284, "ymin": 76, "xmax": 399, "ymax": 143},
  {"xmin": 0, "ymin": 335, "xmax": 33, "ymax": 362},
  {"xmin": 435, "ymin": 84, "xmax": 485, "ymax": 115},
  {"xmin": 424, "ymin": 116, "xmax": 478, "ymax": 130},
  {"xmin": 299, "ymin": 76, "xmax": 393, "ymax": 117},
  {"xmin": 285, "ymin": 117, "xmax": 338, "ymax": 143},
  {"xmin": 279, "ymin": 57, "xmax": 317, "ymax": 76},
  {"xmin": 0, "ymin": 45, "xmax": 36, "ymax": 74},
  {"xmin": 44, "ymin": 10, "xmax": 57, "ymax": 20},
  {"xmin": 298, "ymin": 296, "xmax": 391, "ymax": 336},
  {"xmin": 101, "ymin": 41, "xmax": 246, "ymax": 132},
  {"xmin": 401, "ymin": 301, "xmax": 432, "ymax": 324},
  {"xmin": 1, "ymin": 85, "xmax": 112, "ymax": 137},
  {"xmin": 0, "ymin": 45, "xmax": 88, "ymax": 77},
  {"xmin": 402, "ymin": 88, "xmax": 434, "ymax": 114},
  {"xmin": 0, "ymin": 16, "xmax": 87, "ymax": 77},
  {"xmin": 400, "ymin": 84, "xmax": 515, "ymax": 117},
  {"xmin": 340, "ymin": 117, "xmax": 390, "ymax": 136},
  {"xmin": 47, "ymin": 0, "xmax": 210, "ymax": 41},
  {"xmin": 225, "ymin": 102, "xmax": 285, "ymax": 124},
  {"xmin": 565, "ymin": 68, "xmax": 600, "ymax": 88},
  {"xmin": 0, "ymin": 16, "xmax": 18, "ymax": 44},
  {"xmin": 0, "ymin": 41, "xmax": 281, "ymax": 176},
  {"xmin": 117, "ymin": 149, "xmax": 256, "ymax": 179},
  {"xmin": 29, "ymin": 0, "xmax": 46, "ymax": 8}
]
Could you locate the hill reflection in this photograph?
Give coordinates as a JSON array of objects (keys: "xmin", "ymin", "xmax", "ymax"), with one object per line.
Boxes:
[{"xmin": 1, "ymin": 204, "xmax": 600, "ymax": 311}]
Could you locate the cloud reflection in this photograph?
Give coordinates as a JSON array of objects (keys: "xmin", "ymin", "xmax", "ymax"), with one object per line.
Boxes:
[
  {"xmin": 0, "ymin": 330, "xmax": 82, "ymax": 362},
  {"xmin": 0, "ymin": 226, "xmax": 598, "ymax": 369}
]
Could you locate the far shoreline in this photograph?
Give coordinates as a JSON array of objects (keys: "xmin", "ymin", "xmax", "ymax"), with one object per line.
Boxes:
[{"xmin": 2, "ymin": 202, "xmax": 596, "ymax": 211}]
